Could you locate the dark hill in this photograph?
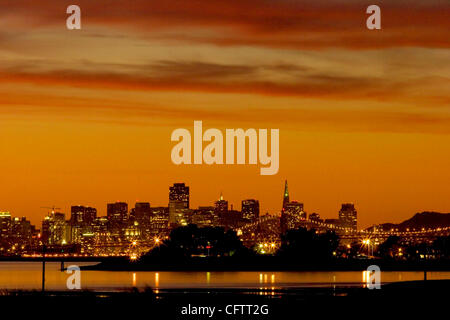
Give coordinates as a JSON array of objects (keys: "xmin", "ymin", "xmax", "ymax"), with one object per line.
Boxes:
[{"xmin": 370, "ymin": 212, "xmax": 450, "ymax": 232}]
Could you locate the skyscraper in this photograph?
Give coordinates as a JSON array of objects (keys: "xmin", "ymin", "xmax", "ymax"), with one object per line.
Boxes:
[
  {"xmin": 42, "ymin": 211, "xmax": 69, "ymax": 245},
  {"xmin": 214, "ymin": 193, "xmax": 228, "ymax": 217},
  {"xmin": 284, "ymin": 201, "xmax": 305, "ymax": 219},
  {"xmin": 70, "ymin": 206, "xmax": 97, "ymax": 244},
  {"xmin": 0, "ymin": 212, "xmax": 11, "ymax": 243},
  {"xmin": 280, "ymin": 180, "xmax": 306, "ymax": 233},
  {"xmin": 131, "ymin": 202, "xmax": 151, "ymax": 223},
  {"xmin": 70, "ymin": 206, "xmax": 97, "ymax": 226},
  {"xmin": 242, "ymin": 199, "xmax": 260, "ymax": 222},
  {"xmin": 169, "ymin": 183, "xmax": 190, "ymax": 208},
  {"xmin": 282, "ymin": 180, "xmax": 289, "ymax": 212},
  {"xmin": 169, "ymin": 183, "xmax": 190, "ymax": 226},
  {"xmin": 107, "ymin": 202, "xmax": 128, "ymax": 232},
  {"xmin": 339, "ymin": 203, "xmax": 357, "ymax": 231},
  {"xmin": 282, "ymin": 201, "xmax": 306, "ymax": 231}
]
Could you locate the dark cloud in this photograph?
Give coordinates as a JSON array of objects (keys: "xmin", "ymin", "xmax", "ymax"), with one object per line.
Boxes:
[{"xmin": 1, "ymin": 0, "xmax": 449, "ymax": 49}]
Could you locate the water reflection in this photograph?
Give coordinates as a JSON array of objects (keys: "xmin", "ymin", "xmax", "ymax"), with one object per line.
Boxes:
[
  {"xmin": 155, "ymin": 272, "xmax": 159, "ymax": 287},
  {"xmin": 0, "ymin": 262, "xmax": 448, "ymax": 291}
]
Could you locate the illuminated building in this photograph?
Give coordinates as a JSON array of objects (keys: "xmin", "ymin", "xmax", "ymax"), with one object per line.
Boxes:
[
  {"xmin": 149, "ymin": 207, "xmax": 169, "ymax": 236},
  {"xmin": 0, "ymin": 212, "xmax": 11, "ymax": 241},
  {"xmin": 130, "ymin": 202, "xmax": 151, "ymax": 223},
  {"xmin": 280, "ymin": 181, "xmax": 306, "ymax": 233},
  {"xmin": 324, "ymin": 218, "xmax": 341, "ymax": 227},
  {"xmin": 282, "ymin": 180, "xmax": 289, "ymax": 212},
  {"xmin": 125, "ymin": 222, "xmax": 141, "ymax": 240},
  {"xmin": 169, "ymin": 201, "xmax": 191, "ymax": 227},
  {"xmin": 10, "ymin": 217, "xmax": 38, "ymax": 251},
  {"xmin": 169, "ymin": 183, "xmax": 190, "ymax": 227},
  {"xmin": 70, "ymin": 206, "xmax": 97, "ymax": 226},
  {"xmin": 70, "ymin": 206, "xmax": 97, "ymax": 244},
  {"xmin": 309, "ymin": 212, "xmax": 322, "ymax": 223},
  {"xmin": 42, "ymin": 211, "xmax": 70, "ymax": 245},
  {"xmin": 242, "ymin": 199, "xmax": 260, "ymax": 222},
  {"xmin": 107, "ymin": 202, "xmax": 128, "ymax": 236},
  {"xmin": 107, "ymin": 202, "xmax": 128, "ymax": 222},
  {"xmin": 282, "ymin": 201, "xmax": 306, "ymax": 230},
  {"xmin": 129, "ymin": 202, "xmax": 152, "ymax": 239},
  {"xmin": 214, "ymin": 193, "xmax": 228, "ymax": 217},
  {"xmin": 169, "ymin": 183, "xmax": 189, "ymax": 208},
  {"xmin": 339, "ymin": 203, "xmax": 358, "ymax": 231},
  {"xmin": 192, "ymin": 206, "xmax": 217, "ymax": 227}
]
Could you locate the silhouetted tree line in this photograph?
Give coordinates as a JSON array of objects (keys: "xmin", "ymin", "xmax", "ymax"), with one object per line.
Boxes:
[
  {"xmin": 143, "ymin": 225, "xmax": 252, "ymax": 261},
  {"xmin": 277, "ymin": 228, "xmax": 340, "ymax": 261},
  {"xmin": 143, "ymin": 225, "xmax": 340, "ymax": 263},
  {"xmin": 376, "ymin": 235, "xmax": 450, "ymax": 260},
  {"xmin": 143, "ymin": 225, "xmax": 450, "ymax": 265}
]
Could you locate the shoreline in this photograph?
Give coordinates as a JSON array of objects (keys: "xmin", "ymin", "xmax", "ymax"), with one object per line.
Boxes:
[{"xmin": 82, "ymin": 257, "xmax": 450, "ymax": 272}]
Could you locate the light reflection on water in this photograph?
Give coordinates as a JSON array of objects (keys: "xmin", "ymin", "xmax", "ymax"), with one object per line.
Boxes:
[{"xmin": 0, "ymin": 262, "xmax": 449, "ymax": 291}]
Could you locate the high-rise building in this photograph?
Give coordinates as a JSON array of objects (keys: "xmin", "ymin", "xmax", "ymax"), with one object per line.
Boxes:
[
  {"xmin": 10, "ymin": 217, "xmax": 37, "ymax": 251},
  {"xmin": 308, "ymin": 212, "xmax": 322, "ymax": 223},
  {"xmin": 282, "ymin": 180, "xmax": 289, "ymax": 212},
  {"xmin": 280, "ymin": 181, "xmax": 307, "ymax": 233},
  {"xmin": 242, "ymin": 199, "xmax": 260, "ymax": 222},
  {"xmin": 107, "ymin": 202, "xmax": 128, "ymax": 236},
  {"xmin": 130, "ymin": 202, "xmax": 151, "ymax": 223},
  {"xmin": 284, "ymin": 201, "xmax": 306, "ymax": 219},
  {"xmin": 282, "ymin": 201, "xmax": 306, "ymax": 231},
  {"xmin": 169, "ymin": 183, "xmax": 190, "ymax": 227},
  {"xmin": 169, "ymin": 201, "xmax": 191, "ymax": 226},
  {"xmin": 70, "ymin": 206, "xmax": 97, "ymax": 244},
  {"xmin": 70, "ymin": 206, "xmax": 97, "ymax": 226},
  {"xmin": 169, "ymin": 183, "xmax": 190, "ymax": 208},
  {"xmin": 339, "ymin": 203, "xmax": 357, "ymax": 231},
  {"xmin": 107, "ymin": 202, "xmax": 128, "ymax": 223},
  {"xmin": 149, "ymin": 207, "xmax": 169, "ymax": 235},
  {"xmin": 192, "ymin": 206, "xmax": 217, "ymax": 227},
  {"xmin": 42, "ymin": 211, "xmax": 70, "ymax": 245},
  {"xmin": 214, "ymin": 193, "xmax": 228, "ymax": 217},
  {"xmin": 0, "ymin": 212, "xmax": 12, "ymax": 245}
]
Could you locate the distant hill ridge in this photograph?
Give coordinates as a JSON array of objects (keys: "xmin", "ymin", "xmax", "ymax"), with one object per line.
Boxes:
[{"xmin": 373, "ymin": 212, "xmax": 450, "ymax": 232}]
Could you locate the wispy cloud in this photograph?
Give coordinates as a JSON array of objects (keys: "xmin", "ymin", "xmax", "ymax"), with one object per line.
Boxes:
[{"xmin": 2, "ymin": 0, "xmax": 449, "ymax": 49}]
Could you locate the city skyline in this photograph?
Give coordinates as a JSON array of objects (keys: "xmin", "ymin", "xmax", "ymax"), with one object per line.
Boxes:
[
  {"xmin": 1, "ymin": 1, "xmax": 449, "ymax": 231},
  {"xmin": 0, "ymin": 1, "xmax": 449, "ymax": 314},
  {"xmin": 3, "ymin": 179, "xmax": 449, "ymax": 259},
  {"xmin": 0, "ymin": 179, "xmax": 447, "ymax": 229}
]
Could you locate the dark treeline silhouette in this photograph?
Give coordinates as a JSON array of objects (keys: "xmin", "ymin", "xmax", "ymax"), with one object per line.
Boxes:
[
  {"xmin": 142, "ymin": 225, "xmax": 253, "ymax": 263},
  {"xmin": 142, "ymin": 225, "xmax": 339, "ymax": 265},
  {"xmin": 277, "ymin": 228, "xmax": 339, "ymax": 261},
  {"xmin": 376, "ymin": 235, "xmax": 450, "ymax": 260}
]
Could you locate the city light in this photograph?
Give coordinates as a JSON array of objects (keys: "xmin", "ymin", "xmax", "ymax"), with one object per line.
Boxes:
[{"xmin": 0, "ymin": 181, "xmax": 447, "ymax": 258}]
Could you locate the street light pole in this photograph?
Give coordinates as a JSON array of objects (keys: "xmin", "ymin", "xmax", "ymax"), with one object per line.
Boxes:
[{"xmin": 41, "ymin": 244, "xmax": 46, "ymax": 292}]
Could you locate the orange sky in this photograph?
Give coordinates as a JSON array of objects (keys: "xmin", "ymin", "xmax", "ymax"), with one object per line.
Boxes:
[{"xmin": 0, "ymin": 0, "xmax": 449, "ymax": 228}]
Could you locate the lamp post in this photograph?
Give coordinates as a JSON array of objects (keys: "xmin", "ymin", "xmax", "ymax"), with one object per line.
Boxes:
[{"xmin": 41, "ymin": 244, "xmax": 46, "ymax": 292}]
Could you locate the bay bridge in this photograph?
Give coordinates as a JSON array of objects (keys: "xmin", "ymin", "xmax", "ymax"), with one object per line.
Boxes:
[{"xmin": 236, "ymin": 214, "xmax": 450, "ymax": 248}]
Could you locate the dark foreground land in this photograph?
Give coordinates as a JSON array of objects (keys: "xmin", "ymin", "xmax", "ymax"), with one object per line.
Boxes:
[{"xmin": 1, "ymin": 280, "xmax": 448, "ymax": 319}]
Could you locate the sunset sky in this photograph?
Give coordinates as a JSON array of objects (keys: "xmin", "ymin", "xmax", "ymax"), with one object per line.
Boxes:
[{"xmin": 0, "ymin": 0, "xmax": 449, "ymax": 228}]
